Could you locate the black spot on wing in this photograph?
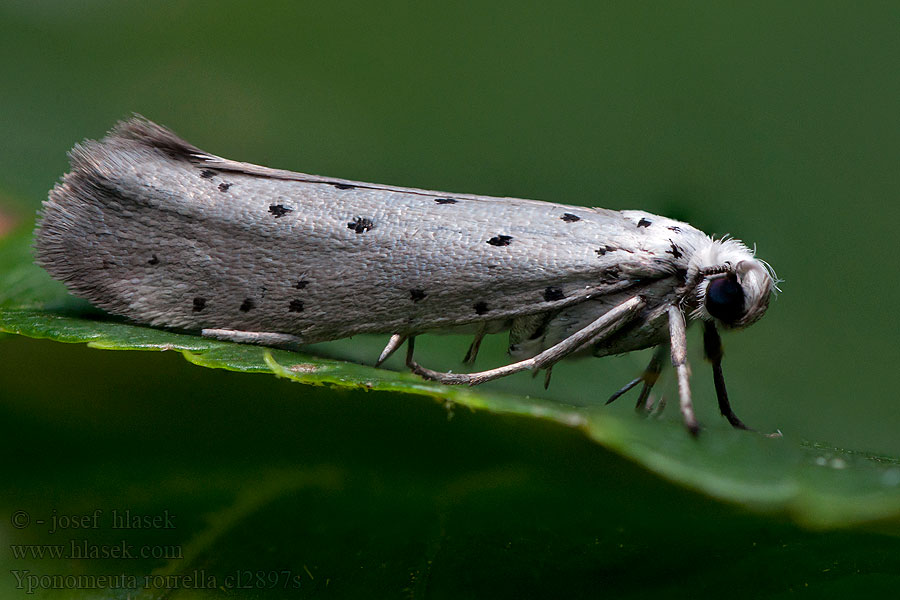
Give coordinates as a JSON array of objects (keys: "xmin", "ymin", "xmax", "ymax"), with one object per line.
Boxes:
[
  {"xmin": 218, "ymin": 182, "xmax": 232, "ymax": 192},
  {"xmin": 239, "ymin": 298, "xmax": 255, "ymax": 312},
  {"xmin": 348, "ymin": 217, "xmax": 375, "ymax": 233},
  {"xmin": 434, "ymin": 198, "xmax": 458, "ymax": 204},
  {"xmin": 543, "ymin": 286, "xmax": 566, "ymax": 302},
  {"xmin": 147, "ymin": 254, "xmax": 159, "ymax": 265},
  {"xmin": 199, "ymin": 169, "xmax": 216, "ymax": 179},
  {"xmin": 637, "ymin": 218, "xmax": 652, "ymax": 228},
  {"xmin": 332, "ymin": 183, "xmax": 356, "ymax": 190},
  {"xmin": 487, "ymin": 235, "xmax": 513, "ymax": 247},
  {"xmin": 595, "ymin": 245, "xmax": 621, "ymax": 256},
  {"xmin": 666, "ymin": 240, "xmax": 683, "ymax": 259},
  {"xmin": 474, "ymin": 301, "xmax": 490, "ymax": 315},
  {"xmin": 410, "ymin": 289, "xmax": 426, "ymax": 302},
  {"xmin": 288, "ymin": 300, "xmax": 304, "ymax": 313},
  {"xmin": 560, "ymin": 213, "xmax": 581, "ymax": 222},
  {"xmin": 192, "ymin": 297, "xmax": 207, "ymax": 312},
  {"xmin": 294, "ymin": 280, "xmax": 308, "ymax": 290},
  {"xmin": 269, "ymin": 204, "xmax": 293, "ymax": 218},
  {"xmin": 668, "ymin": 226, "xmax": 682, "ymax": 233}
]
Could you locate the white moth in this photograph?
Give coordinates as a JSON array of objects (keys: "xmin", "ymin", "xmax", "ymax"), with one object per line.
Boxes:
[{"xmin": 35, "ymin": 117, "xmax": 776, "ymax": 435}]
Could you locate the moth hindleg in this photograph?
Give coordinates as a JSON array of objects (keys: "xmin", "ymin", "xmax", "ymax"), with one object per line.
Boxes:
[
  {"xmin": 202, "ymin": 328, "xmax": 303, "ymax": 349},
  {"xmin": 407, "ymin": 296, "xmax": 646, "ymax": 386}
]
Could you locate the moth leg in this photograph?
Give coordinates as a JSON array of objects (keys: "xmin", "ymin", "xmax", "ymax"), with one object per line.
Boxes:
[
  {"xmin": 668, "ymin": 306, "xmax": 700, "ymax": 436},
  {"xmin": 407, "ymin": 296, "xmax": 645, "ymax": 386},
  {"xmin": 376, "ymin": 334, "xmax": 407, "ymax": 367},
  {"xmin": 633, "ymin": 348, "xmax": 665, "ymax": 413},
  {"xmin": 202, "ymin": 328, "xmax": 303, "ymax": 349},
  {"xmin": 702, "ymin": 322, "xmax": 752, "ymax": 431},
  {"xmin": 405, "ymin": 335, "xmax": 417, "ymax": 366},
  {"xmin": 605, "ymin": 346, "xmax": 666, "ymax": 413},
  {"xmin": 605, "ymin": 376, "xmax": 642, "ymax": 403},
  {"xmin": 531, "ymin": 365, "xmax": 554, "ymax": 389},
  {"xmin": 463, "ymin": 325, "xmax": 487, "ymax": 365}
]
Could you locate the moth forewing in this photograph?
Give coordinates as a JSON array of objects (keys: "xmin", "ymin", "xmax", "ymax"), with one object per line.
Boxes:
[{"xmin": 35, "ymin": 117, "xmax": 776, "ymax": 435}]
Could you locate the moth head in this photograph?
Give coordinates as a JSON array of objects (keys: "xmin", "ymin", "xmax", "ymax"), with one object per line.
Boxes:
[{"xmin": 688, "ymin": 238, "xmax": 776, "ymax": 329}]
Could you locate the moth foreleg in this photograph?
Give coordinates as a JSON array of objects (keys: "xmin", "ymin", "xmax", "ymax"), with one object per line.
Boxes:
[
  {"xmin": 702, "ymin": 322, "xmax": 751, "ymax": 431},
  {"xmin": 668, "ymin": 306, "xmax": 700, "ymax": 436},
  {"xmin": 202, "ymin": 328, "xmax": 303, "ymax": 349},
  {"xmin": 407, "ymin": 296, "xmax": 645, "ymax": 386},
  {"xmin": 376, "ymin": 334, "xmax": 408, "ymax": 367}
]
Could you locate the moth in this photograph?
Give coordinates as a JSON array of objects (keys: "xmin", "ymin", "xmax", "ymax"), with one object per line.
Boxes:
[{"xmin": 35, "ymin": 117, "xmax": 776, "ymax": 435}]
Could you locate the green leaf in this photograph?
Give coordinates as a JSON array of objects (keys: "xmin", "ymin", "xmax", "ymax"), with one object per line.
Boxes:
[{"xmin": 3, "ymin": 225, "xmax": 900, "ymax": 538}]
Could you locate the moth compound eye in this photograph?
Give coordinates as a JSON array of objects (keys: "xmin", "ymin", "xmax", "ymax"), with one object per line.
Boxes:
[{"xmin": 705, "ymin": 274, "xmax": 745, "ymax": 323}]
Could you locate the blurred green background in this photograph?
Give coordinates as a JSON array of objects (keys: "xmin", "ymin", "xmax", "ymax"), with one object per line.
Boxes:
[{"xmin": 1, "ymin": 1, "xmax": 899, "ymax": 596}]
